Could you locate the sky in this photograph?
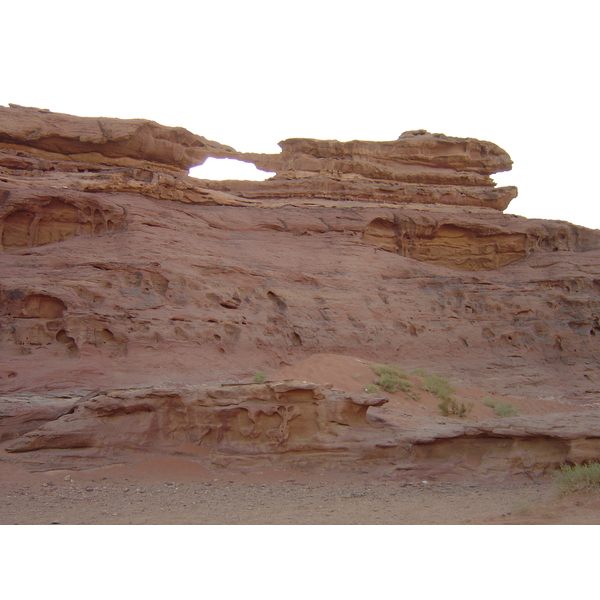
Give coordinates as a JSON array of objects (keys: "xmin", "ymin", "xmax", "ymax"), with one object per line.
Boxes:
[{"xmin": 3, "ymin": 1, "xmax": 598, "ymax": 228}]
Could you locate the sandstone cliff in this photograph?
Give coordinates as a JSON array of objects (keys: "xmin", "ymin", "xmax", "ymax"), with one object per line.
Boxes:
[{"xmin": 1, "ymin": 104, "xmax": 600, "ymax": 407}]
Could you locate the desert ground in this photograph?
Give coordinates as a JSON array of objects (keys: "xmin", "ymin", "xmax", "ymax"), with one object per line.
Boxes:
[
  {"xmin": 2, "ymin": 457, "xmax": 600, "ymax": 525},
  {"xmin": 2, "ymin": 354, "xmax": 599, "ymax": 526}
]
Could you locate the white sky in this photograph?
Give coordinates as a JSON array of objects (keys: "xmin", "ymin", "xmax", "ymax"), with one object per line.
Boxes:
[{"xmin": 3, "ymin": 0, "xmax": 598, "ymax": 228}]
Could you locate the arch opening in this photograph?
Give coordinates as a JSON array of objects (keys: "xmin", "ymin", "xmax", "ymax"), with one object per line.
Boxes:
[{"xmin": 189, "ymin": 158, "xmax": 275, "ymax": 181}]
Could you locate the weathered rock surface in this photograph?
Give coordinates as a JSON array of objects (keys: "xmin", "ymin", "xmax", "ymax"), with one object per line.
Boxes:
[
  {"xmin": 3, "ymin": 382, "xmax": 599, "ymax": 480},
  {"xmin": 0, "ymin": 394, "xmax": 77, "ymax": 443},
  {"xmin": 0, "ymin": 106, "xmax": 516, "ymax": 210},
  {"xmin": 4, "ymin": 382, "xmax": 387, "ymax": 455},
  {"xmin": 1, "ymin": 104, "xmax": 600, "ymax": 410},
  {"xmin": 207, "ymin": 131, "xmax": 518, "ymax": 210},
  {"xmin": 0, "ymin": 104, "xmax": 235, "ymax": 171}
]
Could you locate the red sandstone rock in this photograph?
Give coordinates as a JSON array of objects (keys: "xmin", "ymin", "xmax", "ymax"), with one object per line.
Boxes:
[
  {"xmin": 3, "ymin": 380, "xmax": 599, "ymax": 480},
  {"xmin": 1, "ymin": 105, "xmax": 600, "ymax": 409},
  {"xmin": 4, "ymin": 382, "xmax": 389, "ymax": 457},
  {"xmin": 207, "ymin": 131, "xmax": 518, "ymax": 210},
  {"xmin": 0, "ymin": 104, "xmax": 235, "ymax": 171},
  {"xmin": 0, "ymin": 394, "xmax": 76, "ymax": 443},
  {"xmin": 1, "ymin": 105, "xmax": 516, "ymax": 210}
]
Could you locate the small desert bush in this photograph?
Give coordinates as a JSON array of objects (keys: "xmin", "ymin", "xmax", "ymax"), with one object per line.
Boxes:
[
  {"xmin": 483, "ymin": 397, "xmax": 519, "ymax": 417},
  {"xmin": 376, "ymin": 371, "xmax": 400, "ymax": 393},
  {"xmin": 438, "ymin": 398, "xmax": 473, "ymax": 418},
  {"xmin": 412, "ymin": 368, "xmax": 429, "ymax": 378},
  {"xmin": 421, "ymin": 375, "xmax": 455, "ymax": 401},
  {"xmin": 553, "ymin": 462, "xmax": 600, "ymax": 495},
  {"xmin": 368, "ymin": 364, "xmax": 418, "ymax": 397},
  {"xmin": 372, "ymin": 364, "xmax": 407, "ymax": 378},
  {"xmin": 399, "ymin": 379, "xmax": 413, "ymax": 392},
  {"xmin": 371, "ymin": 364, "xmax": 408, "ymax": 393},
  {"xmin": 253, "ymin": 370, "xmax": 267, "ymax": 383},
  {"xmin": 418, "ymin": 374, "xmax": 471, "ymax": 416},
  {"xmin": 494, "ymin": 402, "xmax": 519, "ymax": 417},
  {"xmin": 364, "ymin": 383, "xmax": 380, "ymax": 393},
  {"xmin": 482, "ymin": 396, "xmax": 519, "ymax": 417}
]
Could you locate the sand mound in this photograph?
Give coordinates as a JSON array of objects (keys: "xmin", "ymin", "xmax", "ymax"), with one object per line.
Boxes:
[{"xmin": 274, "ymin": 353, "xmax": 578, "ymax": 424}]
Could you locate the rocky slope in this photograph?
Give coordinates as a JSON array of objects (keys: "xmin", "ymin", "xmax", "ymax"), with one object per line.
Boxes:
[
  {"xmin": 2, "ymin": 104, "xmax": 600, "ymax": 401},
  {"xmin": 1, "ymin": 104, "xmax": 600, "ymax": 479}
]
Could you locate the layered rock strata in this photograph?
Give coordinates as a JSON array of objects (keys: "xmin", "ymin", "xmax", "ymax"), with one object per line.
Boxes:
[
  {"xmin": 207, "ymin": 131, "xmax": 518, "ymax": 210},
  {"xmin": 0, "ymin": 106, "xmax": 516, "ymax": 210},
  {"xmin": 2, "ymin": 383, "xmax": 599, "ymax": 480},
  {"xmin": 1, "ymin": 105, "xmax": 600, "ymax": 405},
  {"xmin": 4, "ymin": 382, "xmax": 387, "ymax": 455},
  {"xmin": 0, "ymin": 104, "xmax": 235, "ymax": 170}
]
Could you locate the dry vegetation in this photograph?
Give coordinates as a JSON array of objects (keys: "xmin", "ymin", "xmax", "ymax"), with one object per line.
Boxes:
[{"xmin": 553, "ymin": 462, "xmax": 600, "ymax": 495}]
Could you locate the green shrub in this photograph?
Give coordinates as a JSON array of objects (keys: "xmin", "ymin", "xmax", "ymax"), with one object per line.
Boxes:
[
  {"xmin": 419, "ymin": 373, "xmax": 464, "ymax": 414},
  {"xmin": 372, "ymin": 364, "xmax": 408, "ymax": 378},
  {"xmin": 412, "ymin": 368, "xmax": 429, "ymax": 378},
  {"xmin": 367, "ymin": 364, "xmax": 420, "ymax": 397},
  {"xmin": 421, "ymin": 375, "xmax": 455, "ymax": 401},
  {"xmin": 253, "ymin": 370, "xmax": 267, "ymax": 383},
  {"xmin": 364, "ymin": 383, "xmax": 380, "ymax": 394},
  {"xmin": 399, "ymin": 379, "xmax": 413, "ymax": 392},
  {"xmin": 482, "ymin": 397, "xmax": 518, "ymax": 417},
  {"xmin": 553, "ymin": 462, "xmax": 600, "ymax": 495},
  {"xmin": 409, "ymin": 391, "xmax": 421, "ymax": 402},
  {"xmin": 494, "ymin": 402, "xmax": 519, "ymax": 417},
  {"xmin": 438, "ymin": 398, "xmax": 473, "ymax": 418},
  {"xmin": 370, "ymin": 364, "xmax": 408, "ymax": 393},
  {"xmin": 376, "ymin": 371, "xmax": 400, "ymax": 393}
]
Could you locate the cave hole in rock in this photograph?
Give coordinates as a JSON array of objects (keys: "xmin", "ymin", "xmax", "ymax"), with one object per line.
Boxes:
[
  {"xmin": 189, "ymin": 158, "xmax": 275, "ymax": 181},
  {"xmin": 21, "ymin": 294, "xmax": 67, "ymax": 319}
]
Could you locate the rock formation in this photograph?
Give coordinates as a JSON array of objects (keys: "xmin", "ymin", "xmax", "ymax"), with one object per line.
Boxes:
[
  {"xmin": 2, "ymin": 378, "xmax": 599, "ymax": 480},
  {"xmin": 204, "ymin": 130, "xmax": 518, "ymax": 211},
  {"xmin": 2, "ymin": 104, "xmax": 600, "ymax": 479},
  {"xmin": 4, "ymin": 382, "xmax": 387, "ymax": 457},
  {"xmin": 2, "ymin": 105, "xmax": 600, "ymax": 401}
]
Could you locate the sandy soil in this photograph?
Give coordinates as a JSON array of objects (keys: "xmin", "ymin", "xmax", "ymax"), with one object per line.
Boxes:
[
  {"xmin": 1, "ymin": 458, "xmax": 599, "ymax": 525},
  {"xmin": 275, "ymin": 354, "xmax": 587, "ymax": 423}
]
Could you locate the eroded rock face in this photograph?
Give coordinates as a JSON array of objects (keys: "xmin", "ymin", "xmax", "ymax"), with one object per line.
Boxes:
[
  {"xmin": 0, "ymin": 104, "xmax": 235, "ymax": 171},
  {"xmin": 206, "ymin": 131, "xmax": 518, "ymax": 210},
  {"xmin": 4, "ymin": 382, "xmax": 388, "ymax": 455},
  {"xmin": 360, "ymin": 217, "xmax": 599, "ymax": 271},
  {"xmin": 4, "ymin": 383, "xmax": 600, "ymax": 480},
  {"xmin": 0, "ymin": 195, "xmax": 125, "ymax": 251},
  {"xmin": 1, "ymin": 105, "xmax": 516, "ymax": 210},
  {"xmin": 0, "ymin": 394, "xmax": 77, "ymax": 443},
  {"xmin": 1, "ymin": 106, "xmax": 600, "ymax": 404}
]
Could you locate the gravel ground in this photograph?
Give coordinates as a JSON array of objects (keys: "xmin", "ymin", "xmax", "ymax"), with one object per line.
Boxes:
[{"xmin": 3, "ymin": 466, "xmax": 599, "ymax": 525}]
